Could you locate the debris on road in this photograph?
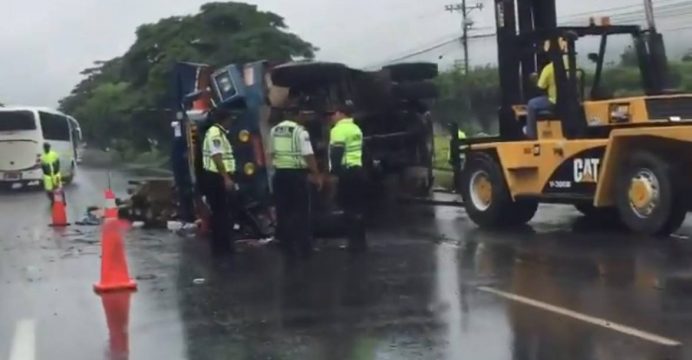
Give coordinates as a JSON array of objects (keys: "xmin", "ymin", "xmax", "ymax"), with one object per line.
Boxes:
[
  {"xmin": 193, "ymin": 278, "xmax": 206, "ymax": 285},
  {"xmin": 75, "ymin": 206, "xmax": 102, "ymax": 226},
  {"xmin": 117, "ymin": 178, "xmax": 178, "ymax": 228}
]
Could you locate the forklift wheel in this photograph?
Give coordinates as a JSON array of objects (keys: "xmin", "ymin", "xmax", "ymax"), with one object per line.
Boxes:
[
  {"xmin": 508, "ymin": 199, "xmax": 539, "ymax": 225},
  {"xmin": 462, "ymin": 153, "xmax": 514, "ymax": 227},
  {"xmin": 615, "ymin": 151, "xmax": 687, "ymax": 236}
]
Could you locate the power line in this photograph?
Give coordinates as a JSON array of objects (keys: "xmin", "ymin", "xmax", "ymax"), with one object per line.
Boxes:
[
  {"xmin": 375, "ymin": 32, "xmax": 495, "ymax": 66},
  {"xmin": 558, "ymin": 0, "xmax": 686, "ymax": 22},
  {"xmin": 372, "ymin": 1, "xmax": 692, "ymax": 67}
]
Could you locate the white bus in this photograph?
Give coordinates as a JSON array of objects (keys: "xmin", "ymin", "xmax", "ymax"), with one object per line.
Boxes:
[{"xmin": 0, "ymin": 107, "xmax": 82, "ymax": 189}]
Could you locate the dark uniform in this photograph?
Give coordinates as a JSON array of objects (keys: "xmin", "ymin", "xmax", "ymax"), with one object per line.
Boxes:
[
  {"xmin": 201, "ymin": 119, "xmax": 236, "ymax": 254},
  {"xmin": 270, "ymin": 118, "xmax": 316, "ymax": 257},
  {"xmin": 329, "ymin": 105, "xmax": 366, "ymax": 252}
]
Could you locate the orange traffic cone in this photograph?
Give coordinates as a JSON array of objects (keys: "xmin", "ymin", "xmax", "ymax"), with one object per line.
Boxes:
[
  {"xmin": 104, "ymin": 189, "xmax": 118, "ymax": 220},
  {"xmin": 99, "ymin": 291, "xmax": 133, "ymax": 360},
  {"xmin": 50, "ymin": 189, "xmax": 70, "ymax": 227},
  {"xmin": 94, "ymin": 218, "xmax": 137, "ymax": 293}
]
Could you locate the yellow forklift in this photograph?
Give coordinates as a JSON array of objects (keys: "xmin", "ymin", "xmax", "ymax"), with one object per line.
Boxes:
[{"xmin": 451, "ymin": 0, "xmax": 692, "ymax": 235}]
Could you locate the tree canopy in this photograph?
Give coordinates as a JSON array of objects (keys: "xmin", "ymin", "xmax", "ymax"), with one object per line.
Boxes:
[{"xmin": 59, "ymin": 2, "xmax": 315, "ymax": 151}]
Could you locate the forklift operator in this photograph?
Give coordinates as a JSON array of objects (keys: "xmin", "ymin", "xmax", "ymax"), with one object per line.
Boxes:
[{"xmin": 525, "ymin": 38, "xmax": 568, "ymax": 139}]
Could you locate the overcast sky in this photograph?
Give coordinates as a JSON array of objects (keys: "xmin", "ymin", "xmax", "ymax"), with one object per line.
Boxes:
[{"xmin": 1, "ymin": 0, "xmax": 690, "ymax": 108}]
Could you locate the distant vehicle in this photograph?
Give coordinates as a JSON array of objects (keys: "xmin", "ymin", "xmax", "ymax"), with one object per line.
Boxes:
[{"xmin": 0, "ymin": 107, "xmax": 82, "ymax": 189}]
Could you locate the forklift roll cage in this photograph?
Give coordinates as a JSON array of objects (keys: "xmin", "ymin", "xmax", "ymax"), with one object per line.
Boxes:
[{"xmin": 495, "ymin": 24, "xmax": 663, "ymax": 142}]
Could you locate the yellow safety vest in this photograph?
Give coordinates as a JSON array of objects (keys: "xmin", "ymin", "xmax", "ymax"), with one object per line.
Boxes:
[
  {"xmin": 41, "ymin": 150, "xmax": 61, "ymax": 191},
  {"xmin": 202, "ymin": 124, "xmax": 235, "ymax": 173},
  {"xmin": 270, "ymin": 120, "xmax": 308, "ymax": 169},
  {"xmin": 330, "ymin": 118, "xmax": 363, "ymax": 168},
  {"xmin": 449, "ymin": 130, "xmax": 467, "ymax": 161}
]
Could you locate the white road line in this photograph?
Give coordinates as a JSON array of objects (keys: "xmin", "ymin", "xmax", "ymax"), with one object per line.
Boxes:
[
  {"xmin": 478, "ymin": 286, "xmax": 682, "ymax": 347},
  {"xmin": 9, "ymin": 319, "xmax": 35, "ymax": 360}
]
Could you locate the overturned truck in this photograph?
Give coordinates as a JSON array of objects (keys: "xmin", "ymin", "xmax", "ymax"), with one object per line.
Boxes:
[{"xmin": 169, "ymin": 60, "xmax": 439, "ymax": 234}]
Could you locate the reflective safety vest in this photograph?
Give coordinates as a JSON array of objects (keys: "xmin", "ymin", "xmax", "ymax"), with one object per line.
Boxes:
[
  {"xmin": 449, "ymin": 129, "xmax": 467, "ymax": 161},
  {"xmin": 202, "ymin": 124, "xmax": 236, "ymax": 173},
  {"xmin": 330, "ymin": 118, "xmax": 363, "ymax": 168},
  {"xmin": 270, "ymin": 120, "xmax": 307, "ymax": 169},
  {"xmin": 41, "ymin": 150, "xmax": 61, "ymax": 191}
]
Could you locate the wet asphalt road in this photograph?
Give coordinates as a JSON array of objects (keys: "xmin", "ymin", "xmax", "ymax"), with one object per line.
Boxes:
[{"xmin": 3, "ymin": 167, "xmax": 692, "ymax": 359}]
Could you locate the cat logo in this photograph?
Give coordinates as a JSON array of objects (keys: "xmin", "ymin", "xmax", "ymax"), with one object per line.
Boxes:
[{"xmin": 573, "ymin": 158, "xmax": 600, "ymax": 183}]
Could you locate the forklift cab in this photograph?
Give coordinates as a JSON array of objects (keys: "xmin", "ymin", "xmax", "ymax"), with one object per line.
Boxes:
[{"xmin": 504, "ymin": 23, "xmax": 671, "ymax": 142}]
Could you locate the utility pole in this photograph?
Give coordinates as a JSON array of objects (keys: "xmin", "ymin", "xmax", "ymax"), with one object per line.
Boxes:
[
  {"xmin": 643, "ymin": 0, "xmax": 656, "ymax": 30},
  {"xmin": 642, "ymin": 0, "xmax": 670, "ymax": 91},
  {"xmin": 445, "ymin": 1, "xmax": 483, "ymax": 75}
]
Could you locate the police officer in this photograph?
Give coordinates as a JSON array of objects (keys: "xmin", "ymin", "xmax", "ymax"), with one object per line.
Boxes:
[
  {"xmin": 201, "ymin": 108, "xmax": 237, "ymax": 254},
  {"xmin": 328, "ymin": 101, "xmax": 366, "ymax": 252},
  {"xmin": 41, "ymin": 143, "xmax": 61, "ymax": 205},
  {"xmin": 270, "ymin": 102, "xmax": 322, "ymax": 258}
]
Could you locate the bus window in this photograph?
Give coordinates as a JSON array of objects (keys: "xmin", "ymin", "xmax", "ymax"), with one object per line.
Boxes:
[
  {"xmin": 0, "ymin": 111, "xmax": 37, "ymax": 132},
  {"xmin": 39, "ymin": 112, "xmax": 70, "ymax": 141}
]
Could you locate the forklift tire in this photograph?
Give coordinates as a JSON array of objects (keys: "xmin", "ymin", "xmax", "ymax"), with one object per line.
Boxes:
[
  {"xmin": 507, "ymin": 199, "xmax": 539, "ymax": 225},
  {"xmin": 462, "ymin": 152, "xmax": 514, "ymax": 227},
  {"xmin": 615, "ymin": 151, "xmax": 687, "ymax": 236}
]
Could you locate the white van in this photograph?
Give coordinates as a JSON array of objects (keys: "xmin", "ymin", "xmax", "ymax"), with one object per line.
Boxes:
[{"xmin": 0, "ymin": 107, "xmax": 82, "ymax": 189}]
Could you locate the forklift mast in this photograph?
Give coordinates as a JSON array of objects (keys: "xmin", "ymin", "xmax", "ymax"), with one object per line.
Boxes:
[
  {"xmin": 493, "ymin": 0, "xmax": 673, "ymax": 139},
  {"xmin": 494, "ymin": 0, "xmax": 557, "ymax": 139}
]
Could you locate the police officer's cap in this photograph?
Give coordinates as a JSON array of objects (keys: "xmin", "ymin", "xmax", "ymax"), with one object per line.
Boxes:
[{"xmin": 333, "ymin": 99, "xmax": 355, "ymax": 115}]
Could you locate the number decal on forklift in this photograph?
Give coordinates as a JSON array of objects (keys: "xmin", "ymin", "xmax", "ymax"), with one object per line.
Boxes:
[
  {"xmin": 573, "ymin": 158, "xmax": 600, "ymax": 183},
  {"xmin": 549, "ymin": 181, "xmax": 572, "ymax": 189}
]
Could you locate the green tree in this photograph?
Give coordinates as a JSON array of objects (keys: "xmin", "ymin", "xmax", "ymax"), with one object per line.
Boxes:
[
  {"xmin": 434, "ymin": 65, "xmax": 500, "ymax": 134},
  {"xmin": 60, "ymin": 1, "xmax": 316, "ymax": 150},
  {"xmin": 619, "ymin": 46, "xmax": 638, "ymax": 67}
]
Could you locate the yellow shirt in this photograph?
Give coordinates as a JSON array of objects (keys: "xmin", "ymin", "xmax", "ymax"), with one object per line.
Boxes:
[{"xmin": 537, "ymin": 56, "xmax": 569, "ymax": 104}]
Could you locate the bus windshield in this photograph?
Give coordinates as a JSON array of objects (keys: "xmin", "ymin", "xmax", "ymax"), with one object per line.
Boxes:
[{"xmin": 0, "ymin": 111, "xmax": 37, "ymax": 132}]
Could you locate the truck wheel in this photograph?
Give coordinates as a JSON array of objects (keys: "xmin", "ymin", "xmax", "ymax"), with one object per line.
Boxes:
[
  {"xmin": 392, "ymin": 81, "xmax": 439, "ymax": 100},
  {"xmin": 462, "ymin": 153, "xmax": 513, "ymax": 227},
  {"xmin": 383, "ymin": 62, "xmax": 438, "ymax": 82},
  {"xmin": 615, "ymin": 151, "xmax": 687, "ymax": 236}
]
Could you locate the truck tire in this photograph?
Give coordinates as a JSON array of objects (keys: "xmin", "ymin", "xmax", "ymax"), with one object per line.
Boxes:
[
  {"xmin": 392, "ymin": 81, "xmax": 439, "ymax": 100},
  {"xmin": 384, "ymin": 63, "xmax": 438, "ymax": 82},
  {"xmin": 615, "ymin": 151, "xmax": 687, "ymax": 236},
  {"xmin": 461, "ymin": 152, "xmax": 514, "ymax": 227}
]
